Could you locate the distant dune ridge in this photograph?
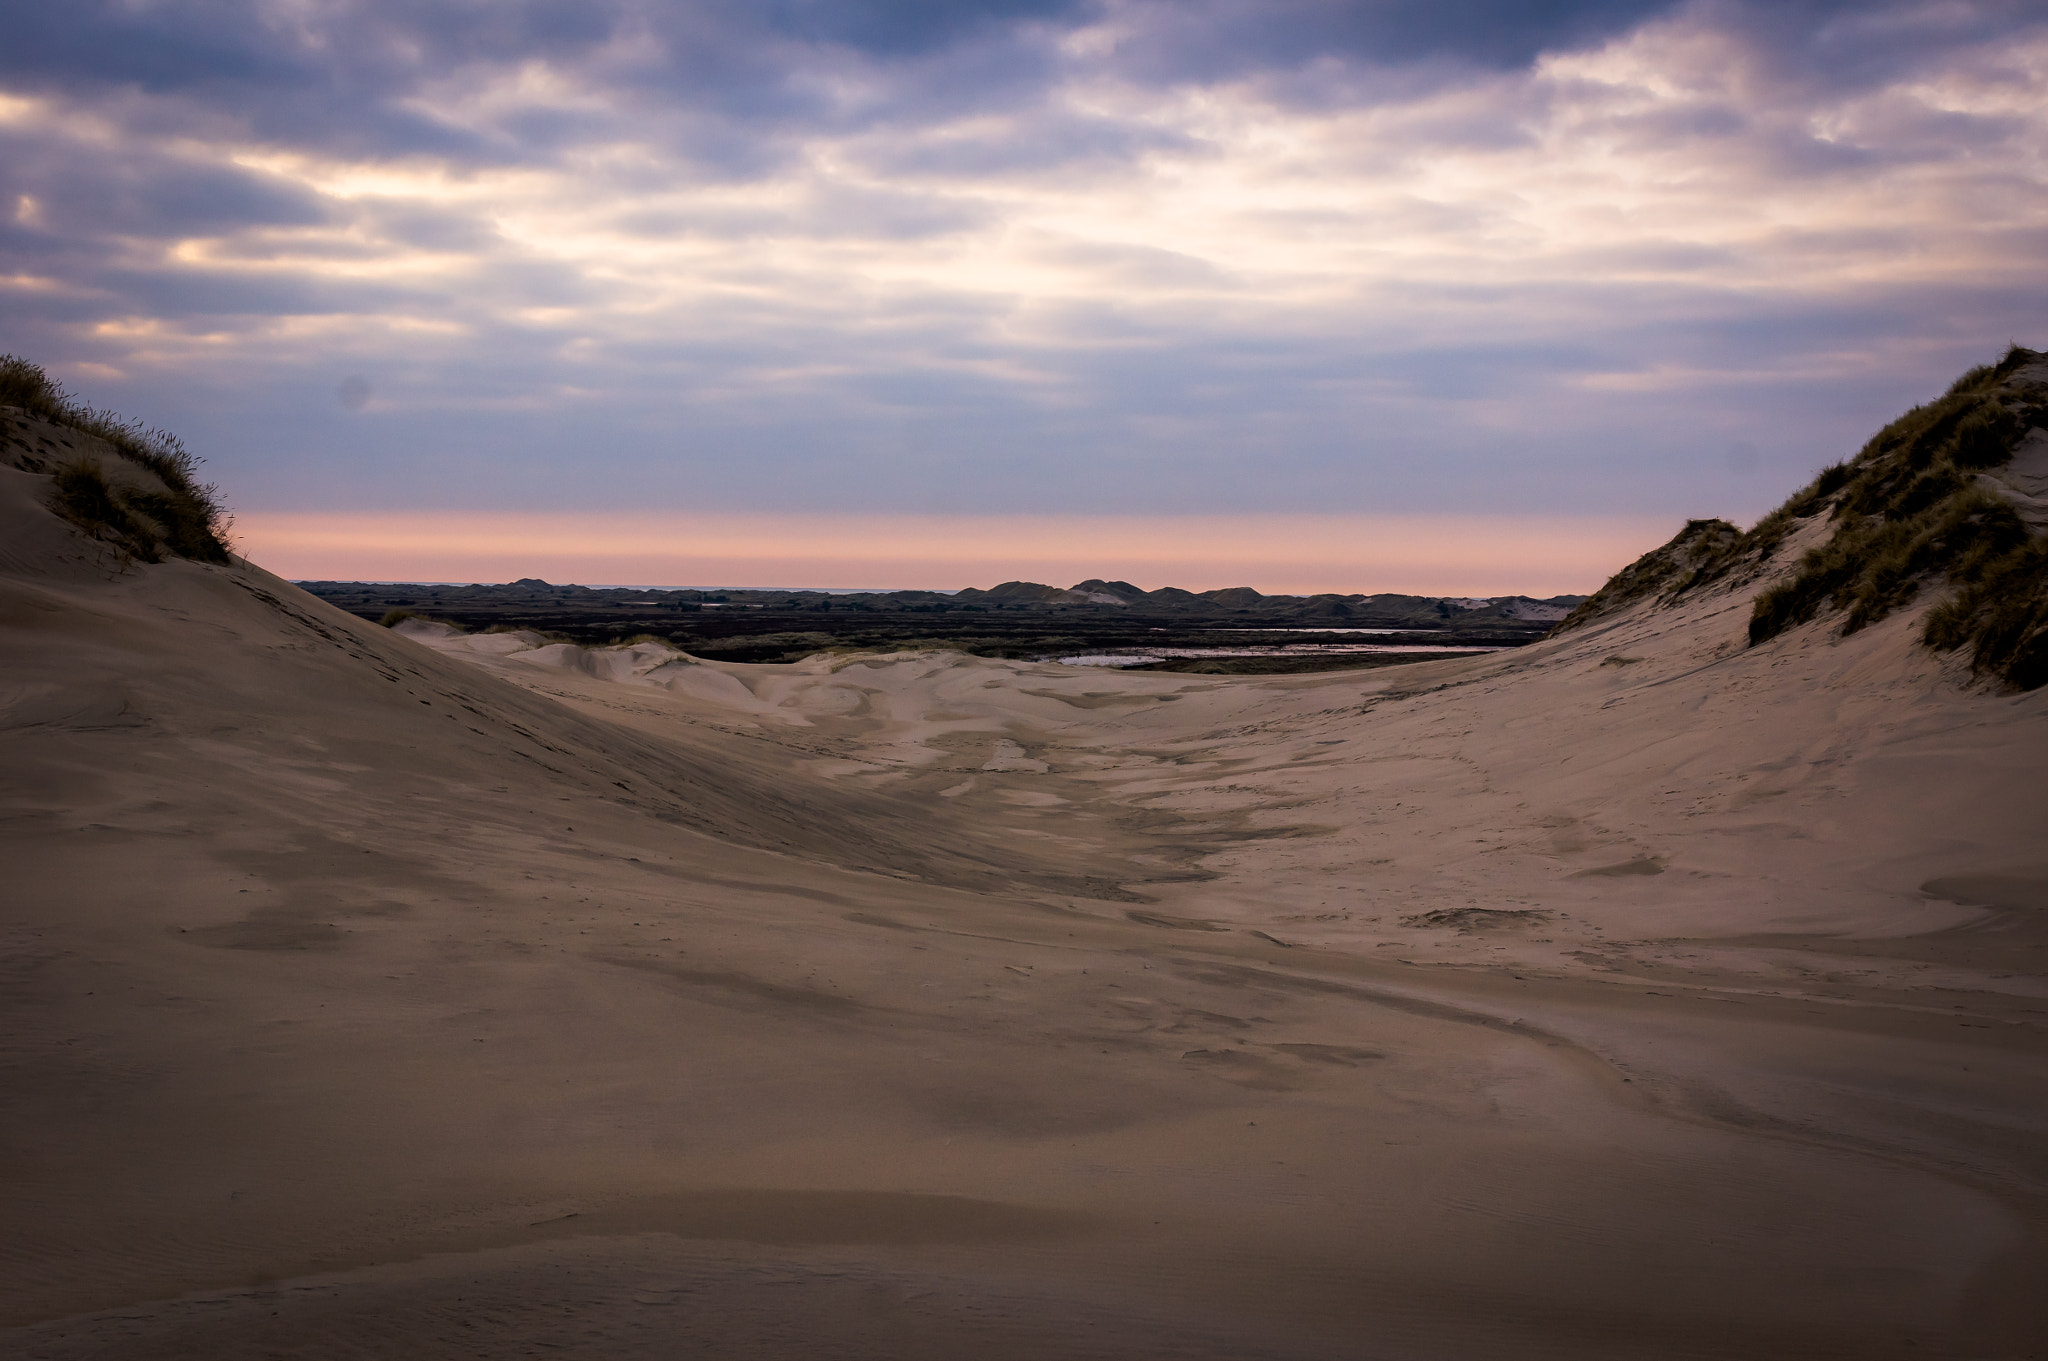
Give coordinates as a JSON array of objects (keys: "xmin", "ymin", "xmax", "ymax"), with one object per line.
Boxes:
[
  {"xmin": 299, "ymin": 575, "xmax": 1582, "ymax": 629},
  {"xmin": 3, "ymin": 355, "xmax": 2047, "ymax": 1359},
  {"xmin": 950, "ymin": 578, "xmax": 1579, "ymax": 622},
  {"xmin": 293, "ymin": 574, "xmax": 1575, "ymax": 670}
]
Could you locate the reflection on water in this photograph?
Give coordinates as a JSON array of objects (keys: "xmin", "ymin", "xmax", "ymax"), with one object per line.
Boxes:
[{"xmin": 1049, "ymin": 645, "xmax": 1503, "ymax": 667}]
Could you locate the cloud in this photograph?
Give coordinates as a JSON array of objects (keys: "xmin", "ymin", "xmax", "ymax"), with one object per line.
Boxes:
[
  {"xmin": 760, "ymin": 0, "xmax": 1093, "ymax": 56},
  {"xmin": 0, "ymin": 0, "xmax": 2044, "ymax": 560},
  {"xmin": 0, "ymin": 131, "xmax": 329, "ymax": 245},
  {"xmin": 1085, "ymin": 0, "xmax": 1689, "ymax": 85}
]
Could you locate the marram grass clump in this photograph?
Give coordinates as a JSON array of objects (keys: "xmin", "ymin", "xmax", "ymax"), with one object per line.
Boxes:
[
  {"xmin": 1747, "ymin": 345, "xmax": 2048, "ymax": 688},
  {"xmin": 1548, "ymin": 464, "xmax": 1869, "ymax": 634},
  {"xmin": 1747, "ymin": 489, "xmax": 2028, "ymax": 642},
  {"xmin": 1922, "ymin": 538, "xmax": 2048, "ymax": 691},
  {"xmin": 0, "ymin": 353, "xmax": 233, "ymax": 564},
  {"xmin": 1547, "ymin": 519, "xmax": 1745, "ymax": 632},
  {"xmin": 49, "ymin": 462, "xmax": 162, "ymax": 562},
  {"xmin": 1553, "ymin": 345, "xmax": 2048, "ymax": 690}
]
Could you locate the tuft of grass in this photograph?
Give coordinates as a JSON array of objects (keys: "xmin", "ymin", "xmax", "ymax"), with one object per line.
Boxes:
[
  {"xmin": 2, "ymin": 354, "xmax": 232, "ymax": 563},
  {"xmin": 1748, "ymin": 490, "xmax": 2028, "ymax": 643},
  {"xmin": 1548, "ymin": 518, "xmax": 1745, "ymax": 631},
  {"xmin": 50, "ymin": 461, "xmax": 162, "ymax": 562},
  {"xmin": 380, "ymin": 609, "xmax": 474, "ymax": 633},
  {"xmin": 479, "ymin": 624, "xmax": 575, "ymax": 642},
  {"xmin": 1557, "ymin": 344, "xmax": 2048, "ymax": 690},
  {"xmin": 1743, "ymin": 344, "xmax": 2048, "ymax": 688},
  {"xmin": 1923, "ymin": 538, "xmax": 2048, "ymax": 691}
]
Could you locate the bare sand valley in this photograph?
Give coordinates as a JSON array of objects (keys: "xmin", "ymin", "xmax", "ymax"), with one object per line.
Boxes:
[{"xmin": 4, "ymin": 401, "xmax": 2048, "ymax": 1357}]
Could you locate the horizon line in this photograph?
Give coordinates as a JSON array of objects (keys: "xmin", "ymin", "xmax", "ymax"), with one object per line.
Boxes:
[
  {"xmin": 288, "ymin": 578, "xmax": 1590, "ymax": 601},
  {"xmin": 239, "ymin": 510, "xmax": 1673, "ymax": 599}
]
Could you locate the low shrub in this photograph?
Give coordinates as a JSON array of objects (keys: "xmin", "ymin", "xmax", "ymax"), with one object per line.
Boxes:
[{"xmin": 2, "ymin": 354, "xmax": 232, "ymax": 562}]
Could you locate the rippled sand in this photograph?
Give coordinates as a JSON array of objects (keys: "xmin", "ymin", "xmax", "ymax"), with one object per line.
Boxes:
[{"xmin": 3, "ymin": 480, "xmax": 2045, "ymax": 1357}]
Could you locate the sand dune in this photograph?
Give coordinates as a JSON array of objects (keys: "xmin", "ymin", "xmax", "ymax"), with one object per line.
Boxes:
[{"xmin": 4, "ymin": 439, "xmax": 2047, "ymax": 1356}]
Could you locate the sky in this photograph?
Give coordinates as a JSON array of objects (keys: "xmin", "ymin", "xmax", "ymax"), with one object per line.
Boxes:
[{"xmin": 3, "ymin": 0, "xmax": 2045, "ymax": 592}]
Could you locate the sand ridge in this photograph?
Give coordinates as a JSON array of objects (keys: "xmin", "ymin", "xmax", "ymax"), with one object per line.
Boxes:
[{"xmin": 3, "ymin": 486, "xmax": 2046, "ymax": 1356}]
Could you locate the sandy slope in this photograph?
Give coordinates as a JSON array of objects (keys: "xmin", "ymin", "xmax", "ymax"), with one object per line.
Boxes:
[{"xmin": 2, "ymin": 478, "xmax": 2046, "ymax": 1358}]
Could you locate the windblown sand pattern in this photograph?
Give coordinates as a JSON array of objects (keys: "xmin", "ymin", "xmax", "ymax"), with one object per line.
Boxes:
[{"xmin": 3, "ymin": 398, "xmax": 2046, "ymax": 1358}]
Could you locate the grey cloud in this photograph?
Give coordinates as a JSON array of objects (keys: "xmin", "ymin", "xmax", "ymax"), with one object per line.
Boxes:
[
  {"xmin": 75, "ymin": 258, "xmax": 2045, "ymax": 524},
  {"xmin": 611, "ymin": 182, "xmax": 993, "ymax": 243},
  {"xmin": 1098, "ymin": 0, "xmax": 1684, "ymax": 82},
  {"xmin": 1734, "ymin": 0, "xmax": 2044, "ymax": 92},
  {"xmin": 852, "ymin": 110, "xmax": 1201, "ymax": 178},
  {"xmin": 0, "ymin": 4, "xmax": 491, "ymax": 161},
  {"xmin": 1025, "ymin": 239, "xmax": 1240, "ymax": 291},
  {"xmin": 1, "ymin": 0, "xmax": 2042, "ymax": 536},
  {"xmin": 0, "ymin": 1, "xmax": 1072, "ymax": 167},
  {"xmin": 1097, "ymin": 2, "xmax": 2041, "ymax": 120},
  {"xmin": 2, "ymin": 1, "xmax": 2024, "ymax": 183},
  {"xmin": 355, "ymin": 204, "xmax": 508, "ymax": 254},
  {"xmin": 0, "ymin": 135, "xmax": 329, "ymax": 240},
  {"xmin": 758, "ymin": 0, "xmax": 1094, "ymax": 56},
  {"xmin": 83, "ymin": 268, "xmax": 422, "ymax": 323}
]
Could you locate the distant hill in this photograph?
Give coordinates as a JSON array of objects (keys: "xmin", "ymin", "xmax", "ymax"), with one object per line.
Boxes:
[
  {"xmin": 293, "ymin": 574, "xmax": 1589, "ymax": 663},
  {"xmin": 946, "ymin": 579, "xmax": 1585, "ymax": 625}
]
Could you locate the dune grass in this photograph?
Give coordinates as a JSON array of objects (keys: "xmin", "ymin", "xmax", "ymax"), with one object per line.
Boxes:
[
  {"xmin": 49, "ymin": 461, "xmax": 164, "ymax": 563},
  {"xmin": 1920, "ymin": 536, "xmax": 2048, "ymax": 689},
  {"xmin": 1747, "ymin": 488, "xmax": 2028, "ymax": 642},
  {"xmin": 1, "ymin": 354, "xmax": 232, "ymax": 563},
  {"xmin": 1556, "ymin": 346, "xmax": 2048, "ymax": 689},
  {"xmin": 1547, "ymin": 518, "xmax": 1746, "ymax": 631},
  {"xmin": 1747, "ymin": 346, "xmax": 2048, "ymax": 687},
  {"xmin": 379, "ymin": 609, "xmax": 482, "ymax": 633}
]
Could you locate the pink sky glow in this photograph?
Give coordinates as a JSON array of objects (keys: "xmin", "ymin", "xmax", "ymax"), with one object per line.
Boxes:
[{"xmin": 235, "ymin": 511, "xmax": 1678, "ymax": 596}]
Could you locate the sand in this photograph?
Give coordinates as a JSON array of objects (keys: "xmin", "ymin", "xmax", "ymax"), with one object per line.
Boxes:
[{"xmin": 3, "ymin": 481, "xmax": 2046, "ymax": 1357}]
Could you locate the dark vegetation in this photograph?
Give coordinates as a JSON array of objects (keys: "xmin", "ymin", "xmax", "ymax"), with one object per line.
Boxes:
[
  {"xmin": 1554, "ymin": 345, "xmax": 2048, "ymax": 690},
  {"xmin": 306, "ymin": 576, "xmax": 1576, "ymax": 668},
  {"xmin": 0, "ymin": 354, "xmax": 233, "ymax": 564},
  {"xmin": 1750, "ymin": 348, "xmax": 2048, "ymax": 688},
  {"xmin": 1122, "ymin": 652, "xmax": 1480, "ymax": 675},
  {"xmin": 1548, "ymin": 518, "xmax": 1747, "ymax": 632},
  {"xmin": 1921, "ymin": 538, "xmax": 2048, "ymax": 691}
]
